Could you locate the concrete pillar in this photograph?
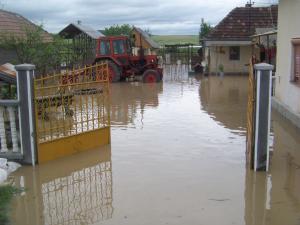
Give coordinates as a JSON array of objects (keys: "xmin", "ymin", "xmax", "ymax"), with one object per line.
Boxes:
[
  {"xmin": 15, "ymin": 64, "xmax": 37, "ymax": 165},
  {"xmin": 253, "ymin": 63, "xmax": 274, "ymax": 171}
]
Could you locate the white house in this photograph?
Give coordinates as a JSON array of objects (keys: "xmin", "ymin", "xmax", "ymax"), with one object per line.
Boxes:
[
  {"xmin": 273, "ymin": 0, "xmax": 300, "ymax": 128},
  {"xmin": 203, "ymin": 5, "xmax": 278, "ymax": 74}
]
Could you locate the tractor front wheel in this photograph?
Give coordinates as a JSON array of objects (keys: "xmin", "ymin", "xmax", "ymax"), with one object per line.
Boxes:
[
  {"xmin": 107, "ymin": 61, "xmax": 121, "ymax": 82},
  {"xmin": 142, "ymin": 69, "xmax": 160, "ymax": 83}
]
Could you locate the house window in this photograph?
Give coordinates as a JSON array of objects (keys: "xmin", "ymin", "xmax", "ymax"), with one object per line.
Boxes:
[
  {"xmin": 292, "ymin": 39, "xmax": 300, "ymax": 85},
  {"xmin": 229, "ymin": 46, "xmax": 240, "ymax": 60}
]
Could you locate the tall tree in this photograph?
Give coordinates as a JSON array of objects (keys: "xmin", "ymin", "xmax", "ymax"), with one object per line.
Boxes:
[
  {"xmin": 102, "ymin": 24, "xmax": 133, "ymax": 36},
  {"xmin": 199, "ymin": 18, "xmax": 212, "ymax": 43}
]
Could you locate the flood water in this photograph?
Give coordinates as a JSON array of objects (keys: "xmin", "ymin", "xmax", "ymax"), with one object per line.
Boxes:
[{"xmin": 10, "ymin": 65, "xmax": 300, "ymax": 225}]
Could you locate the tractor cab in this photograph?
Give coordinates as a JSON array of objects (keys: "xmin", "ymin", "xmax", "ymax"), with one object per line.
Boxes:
[{"xmin": 96, "ymin": 36, "xmax": 131, "ymax": 66}]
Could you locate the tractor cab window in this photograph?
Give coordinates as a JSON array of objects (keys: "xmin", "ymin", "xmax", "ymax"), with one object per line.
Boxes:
[
  {"xmin": 113, "ymin": 39, "xmax": 125, "ymax": 55},
  {"xmin": 100, "ymin": 40, "xmax": 111, "ymax": 55}
]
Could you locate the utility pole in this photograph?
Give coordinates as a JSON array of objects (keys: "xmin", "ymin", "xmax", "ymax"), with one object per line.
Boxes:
[
  {"xmin": 246, "ymin": 0, "xmax": 254, "ymax": 7},
  {"xmin": 247, "ymin": 0, "xmax": 255, "ymax": 33},
  {"xmin": 247, "ymin": 0, "xmax": 255, "ymax": 57}
]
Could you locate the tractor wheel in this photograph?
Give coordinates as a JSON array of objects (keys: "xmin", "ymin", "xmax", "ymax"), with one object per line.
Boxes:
[
  {"xmin": 107, "ymin": 61, "xmax": 121, "ymax": 82},
  {"xmin": 142, "ymin": 69, "xmax": 160, "ymax": 83}
]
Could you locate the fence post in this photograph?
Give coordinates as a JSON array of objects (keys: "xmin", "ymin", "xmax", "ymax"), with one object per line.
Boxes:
[
  {"xmin": 15, "ymin": 64, "xmax": 37, "ymax": 166},
  {"xmin": 253, "ymin": 63, "xmax": 274, "ymax": 171}
]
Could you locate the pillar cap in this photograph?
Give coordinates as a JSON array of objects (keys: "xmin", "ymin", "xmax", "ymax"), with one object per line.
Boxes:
[
  {"xmin": 254, "ymin": 63, "xmax": 274, "ymax": 71},
  {"xmin": 15, "ymin": 64, "xmax": 35, "ymax": 71}
]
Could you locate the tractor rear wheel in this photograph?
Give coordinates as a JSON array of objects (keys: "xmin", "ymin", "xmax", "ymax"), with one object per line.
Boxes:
[
  {"xmin": 142, "ymin": 69, "xmax": 160, "ymax": 83},
  {"xmin": 107, "ymin": 61, "xmax": 121, "ymax": 82}
]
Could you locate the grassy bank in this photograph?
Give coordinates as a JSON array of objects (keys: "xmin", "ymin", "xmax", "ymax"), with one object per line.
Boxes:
[
  {"xmin": 152, "ymin": 35, "xmax": 199, "ymax": 46},
  {"xmin": 0, "ymin": 185, "xmax": 21, "ymax": 225}
]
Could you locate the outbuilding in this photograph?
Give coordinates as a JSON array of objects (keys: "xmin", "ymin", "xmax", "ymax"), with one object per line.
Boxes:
[
  {"xmin": 59, "ymin": 22, "xmax": 104, "ymax": 67},
  {"xmin": 132, "ymin": 27, "xmax": 160, "ymax": 56}
]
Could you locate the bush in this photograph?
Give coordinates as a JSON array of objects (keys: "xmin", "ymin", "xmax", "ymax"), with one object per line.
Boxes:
[
  {"xmin": 0, "ymin": 185, "xmax": 22, "ymax": 225},
  {"xmin": 0, "ymin": 25, "xmax": 65, "ymax": 75}
]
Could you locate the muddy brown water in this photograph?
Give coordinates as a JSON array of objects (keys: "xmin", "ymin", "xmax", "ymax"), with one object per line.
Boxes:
[{"xmin": 10, "ymin": 66, "xmax": 300, "ymax": 225}]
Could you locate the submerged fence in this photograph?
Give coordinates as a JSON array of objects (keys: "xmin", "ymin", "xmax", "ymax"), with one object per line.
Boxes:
[
  {"xmin": 12, "ymin": 150, "xmax": 113, "ymax": 225},
  {"xmin": 41, "ymin": 161, "xmax": 113, "ymax": 225}
]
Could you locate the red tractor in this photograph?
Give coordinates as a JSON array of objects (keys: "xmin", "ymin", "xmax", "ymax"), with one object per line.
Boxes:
[{"xmin": 94, "ymin": 36, "xmax": 163, "ymax": 83}]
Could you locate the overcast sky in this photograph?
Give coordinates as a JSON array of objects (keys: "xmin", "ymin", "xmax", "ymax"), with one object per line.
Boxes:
[{"xmin": 2, "ymin": 0, "xmax": 278, "ymax": 35}]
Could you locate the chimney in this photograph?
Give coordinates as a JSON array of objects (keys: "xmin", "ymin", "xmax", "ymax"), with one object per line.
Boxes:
[{"xmin": 245, "ymin": 0, "xmax": 254, "ymax": 7}]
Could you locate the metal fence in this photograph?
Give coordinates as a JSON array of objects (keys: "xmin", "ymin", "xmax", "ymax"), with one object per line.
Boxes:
[
  {"xmin": 159, "ymin": 44, "xmax": 200, "ymax": 65},
  {"xmin": 34, "ymin": 63, "xmax": 110, "ymax": 143}
]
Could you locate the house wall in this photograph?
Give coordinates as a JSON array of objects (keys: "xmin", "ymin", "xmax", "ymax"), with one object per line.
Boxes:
[
  {"xmin": 274, "ymin": 0, "xmax": 300, "ymax": 127},
  {"xmin": 207, "ymin": 45, "xmax": 254, "ymax": 74},
  {"xmin": 132, "ymin": 30, "xmax": 152, "ymax": 49}
]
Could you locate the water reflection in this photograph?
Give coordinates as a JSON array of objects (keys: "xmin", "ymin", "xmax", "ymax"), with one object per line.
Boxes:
[
  {"xmin": 110, "ymin": 83, "xmax": 163, "ymax": 128},
  {"xmin": 199, "ymin": 75, "xmax": 248, "ymax": 133},
  {"xmin": 163, "ymin": 64, "xmax": 190, "ymax": 82},
  {"xmin": 10, "ymin": 146, "xmax": 113, "ymax": 225},
  {"xmin": 244, "ymin": 111, "xmax": 300, "ymax": 225}
]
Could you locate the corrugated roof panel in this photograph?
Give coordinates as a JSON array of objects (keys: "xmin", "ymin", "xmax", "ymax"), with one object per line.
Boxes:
[{"xmin": 59, "ymin": 23, "xmax": 104, "ymax": 39}]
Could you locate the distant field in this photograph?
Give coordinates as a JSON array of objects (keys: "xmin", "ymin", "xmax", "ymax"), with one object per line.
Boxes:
[{"xmin": 152, "ymin": 35, "xmax": 199, "ymax": 46}]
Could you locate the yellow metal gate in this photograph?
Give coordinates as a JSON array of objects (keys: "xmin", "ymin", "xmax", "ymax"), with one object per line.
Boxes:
[
  {"xmin": 34, "ymin": 63, "xmax": 110, "ymax": 163},
  {"xmin": 246, "ymin": 59, "xmax": 255, "ymax": 168}
]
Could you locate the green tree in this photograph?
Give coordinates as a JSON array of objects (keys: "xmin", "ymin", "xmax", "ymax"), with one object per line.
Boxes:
[
  {"xmin": 102, "ymin": 24, "xmax": 133, "ymax": 36},
  {"xmin": 0, "ymin": 25, "xmax": 64, "ymax": 75},
  {"xmin": 199, "ymin": 18, "xmax": 212, "ymax": 43}
]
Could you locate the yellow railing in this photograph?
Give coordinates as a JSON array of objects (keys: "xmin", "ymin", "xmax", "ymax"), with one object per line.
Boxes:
[
  {"xmin": 34, "ymin": 63, "xmax": 110, "ymax": 143},
  {"xmin": 246, "ymin": 59, "xmax": 255, "ymax": 168}
]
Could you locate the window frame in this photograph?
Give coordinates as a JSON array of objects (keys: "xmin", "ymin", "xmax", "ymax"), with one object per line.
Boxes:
[
  {"xmin": 112, "ymin": 39, "xmax": 126, "ymax": 55},
  {"xmin": 99, "ymin": 40, "xmax": 111, "ymax": 56},
  {"xmin": 229, "ymin": 46, "xmax": 240, "ymax": 61},
  {"xmin": 291, "ymin": 38, "xmax": 300, "ymax": 86}
]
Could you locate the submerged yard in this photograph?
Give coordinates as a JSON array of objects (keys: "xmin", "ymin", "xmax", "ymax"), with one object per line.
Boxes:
[{"xmin": 9, "ymin": 66, "xmax": 300, "ymax": 225}]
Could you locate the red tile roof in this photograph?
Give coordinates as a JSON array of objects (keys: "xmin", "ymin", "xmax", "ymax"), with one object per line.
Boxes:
[
  {"xmin": 0, "ymin": 9, "xmax": 52, "ymax": 42},
  {"xmin": 0, "ymin": 63, "xmax": 16, "ymax": 77},
  {"xmin": 206, "ymin": 5, "xmax": 278, "ymax": 41}
]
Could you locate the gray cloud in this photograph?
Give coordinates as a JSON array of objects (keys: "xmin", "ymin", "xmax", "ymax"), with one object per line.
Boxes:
[{"xmin": 2, "ymin": 0, "xmax": 278, "ymax": 34}]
